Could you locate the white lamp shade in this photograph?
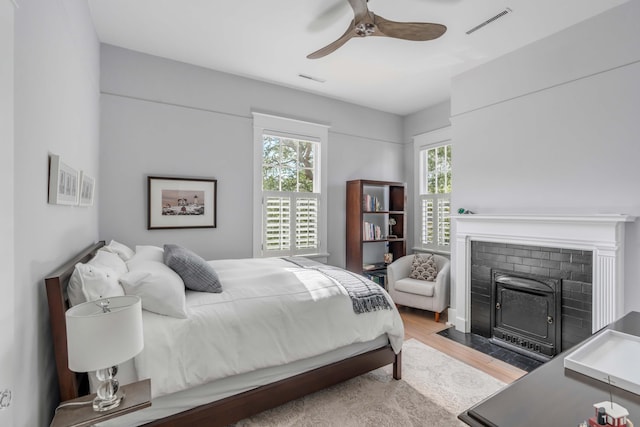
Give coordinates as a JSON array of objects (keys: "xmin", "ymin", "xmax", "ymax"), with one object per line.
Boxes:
[{"xmin": 66, "ymin": 295, "xmax": 144, "ymax": 372}]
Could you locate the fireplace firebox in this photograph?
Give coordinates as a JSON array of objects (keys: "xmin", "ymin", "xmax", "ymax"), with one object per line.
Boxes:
[{"xmin": 490, "ymin": 270, "xmax": 562, "ymax": 361}]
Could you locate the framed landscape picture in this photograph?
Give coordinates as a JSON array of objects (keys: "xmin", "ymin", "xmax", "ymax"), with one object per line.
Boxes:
[
  {"xmin": 147, "ymin": 176, "xmax": 217, "ymax": 229},
  {"xmin": 48, "ymin": 154, "xmax": 79, "ymax": 205}
]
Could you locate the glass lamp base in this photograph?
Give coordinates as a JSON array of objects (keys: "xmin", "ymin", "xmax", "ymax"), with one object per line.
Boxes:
[
  {"xmin": 93, "ymin": 389, "xmax": 125, "ymax": 412},
  {"xmin": 93, "ymin": 366, "xmax": 124, "ymax": 412}
]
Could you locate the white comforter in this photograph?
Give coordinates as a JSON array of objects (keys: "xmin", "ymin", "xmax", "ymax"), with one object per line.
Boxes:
[{"xmin": 134, "ymin": 257, "xmax": 404, "ymax": 398}]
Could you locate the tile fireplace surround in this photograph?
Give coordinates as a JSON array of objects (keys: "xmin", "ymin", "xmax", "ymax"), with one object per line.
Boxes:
[{"xmin": 453, "ymin": 214, "xmax": 635, "ymax": 334}]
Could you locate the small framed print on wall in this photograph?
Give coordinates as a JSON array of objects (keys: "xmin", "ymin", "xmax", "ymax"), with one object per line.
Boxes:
[
  {"xmin": 147, "ymin": 176, "xmax": 217, "ymax": 230},
  {"xmin": 48, "ymin": 154, "xmax": 79, "ymax": 205},
  {"xmin": 78, "ymin": 172, "xmax": 95, "ymax": 207}
]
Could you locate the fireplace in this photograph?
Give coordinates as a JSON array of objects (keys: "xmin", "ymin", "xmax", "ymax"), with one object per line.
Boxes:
[
  {"xmin": 470, "ymin": 240, "xmax": 593, "ymax": 354},
  {"xmin": 490, "ymin": 270, "xmax": 561, "ymax": 361},
  {"xmin": 453, "ymin": 214, "xmax": 634, "ymax": 337}
]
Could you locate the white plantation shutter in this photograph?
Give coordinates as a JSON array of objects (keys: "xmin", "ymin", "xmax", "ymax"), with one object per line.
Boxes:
[
  {"xmin": 437, "ymin": 198, "xmax": 450, "ymax": 246},
  {"xmin": 418, "ymin": 192, "xmax": 451, "ymax": 251},
  {"xmin": 420, "ymin": 196, "xmax": 450, "ymax": 247},
  {"xmin": 265, "ymin": 196, "xmax": 291, "ymax": 251},
  {"xmin": 295, "ymin": 197, "xmax": 318, "ymax": 249},
  {"xmin": 263, "ymin": 192, "xmax": 320, "ymax": 255},
  {"xmin": 421, "ymin": 198, "xmax": 434, "ymax": 245}
]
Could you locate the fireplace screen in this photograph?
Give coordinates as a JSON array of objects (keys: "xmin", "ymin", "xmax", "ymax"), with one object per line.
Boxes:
[{"xmin": 490, "ymin": 270, "xmax": 562, "ymax": 361}]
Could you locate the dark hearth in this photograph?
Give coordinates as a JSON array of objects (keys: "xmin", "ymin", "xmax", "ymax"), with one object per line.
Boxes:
[
  {"xmin": 437, "ymin": 327, "xmax": 543, "ymax": 372},
  {"xmin": 490, "ymin": 270, "xmax": 561, "ymax": 361},
  {"xmin": 471, "ymin": 241, "xmax": 593, "ymax": 357}
]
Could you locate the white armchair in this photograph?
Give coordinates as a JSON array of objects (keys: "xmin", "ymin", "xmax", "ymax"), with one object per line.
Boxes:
[{"xmin": 387, "ymin": 254, "xmax": 450, "ymax": 322}]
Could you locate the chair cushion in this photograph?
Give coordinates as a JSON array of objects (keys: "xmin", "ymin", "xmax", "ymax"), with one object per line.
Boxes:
[
  {"xmin": 409, "ymin": 254, "xmax": 438, "ymax": 281},
  {"xmin": 394, "ymin": 277, "xmax": 435, "ymax": 297}
]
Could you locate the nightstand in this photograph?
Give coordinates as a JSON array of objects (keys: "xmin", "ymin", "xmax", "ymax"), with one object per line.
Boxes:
[{"xmin": 50, "ymin": 379, "xmax": 151, "ymax": 427}]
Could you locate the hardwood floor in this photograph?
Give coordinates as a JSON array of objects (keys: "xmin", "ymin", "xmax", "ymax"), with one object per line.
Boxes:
[{"xmin": 398, "ymin": 306, "xmax": 527, "ymax": 384}]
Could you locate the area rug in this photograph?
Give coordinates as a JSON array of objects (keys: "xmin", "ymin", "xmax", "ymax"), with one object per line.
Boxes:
[{"xmin": 232, "ymin": 339, "xmax": 506, "ymax": 426}]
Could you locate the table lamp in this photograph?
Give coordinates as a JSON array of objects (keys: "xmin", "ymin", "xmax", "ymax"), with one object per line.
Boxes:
[{"xmin": 65, "ymin": 295, "xmax": 144, "ymax": 411}]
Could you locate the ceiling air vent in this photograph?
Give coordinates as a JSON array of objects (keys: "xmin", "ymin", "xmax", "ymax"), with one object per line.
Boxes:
[
  {"xmin": 466, "ymin": 8, "xmax": 512, "ymax": 35},
  {"xmin": 298, "ymin": 74, "xmax": 326, "ymax": 83}
]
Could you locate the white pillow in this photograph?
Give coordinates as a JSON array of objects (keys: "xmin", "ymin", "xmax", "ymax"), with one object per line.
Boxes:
[
  {"xmin": 120, "ymin": 260, "xmax": 187, "ymax": 318},
  {"xmin": 68, "ymin": 263, "xmax": 125, "ymax": 306},
  {"xmin": 102, "ymin": 240, "xmax": 135, "ymax": 261},
  {"xmin": 126, "ymin": 245, "xmax": 164, "ymax": 268},
  {"xmin": 90, "ymin": 250, "xmax": 128, "ymax": 276},
  {"xmin": 129, "ymin": 245, "xmax": 164, "ymax": 262}
]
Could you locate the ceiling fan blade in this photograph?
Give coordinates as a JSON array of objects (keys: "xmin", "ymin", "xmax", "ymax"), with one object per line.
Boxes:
[
  {"xmin": 374, "ymin": 14, "xmax": 447, "ymax": 41},
  {"xmin": 348, "ymin": 0, "xmax": 370, "ymax": 22},
  {"xmin": 307, "ymin": 22, "xmax": 357, "ymax": 59},
  {"xmin": 307, "ymin": 1, "xmax": 350, "ymax": 32}
]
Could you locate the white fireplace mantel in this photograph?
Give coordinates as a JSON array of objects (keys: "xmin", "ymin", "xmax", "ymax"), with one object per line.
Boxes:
[{"xmin": 453, "ymin": 214, "xmax": 635, "ymax": 333}]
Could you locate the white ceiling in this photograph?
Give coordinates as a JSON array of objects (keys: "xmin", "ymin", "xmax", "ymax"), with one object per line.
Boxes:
[{"xmin": 87, "ymin": 0, "xmax": 627, "ymax": 116}]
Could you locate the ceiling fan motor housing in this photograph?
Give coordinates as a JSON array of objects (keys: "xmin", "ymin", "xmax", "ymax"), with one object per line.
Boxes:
[{"xmin": 355, "ymin": 22, "xmax": 376, "ymax": 36}]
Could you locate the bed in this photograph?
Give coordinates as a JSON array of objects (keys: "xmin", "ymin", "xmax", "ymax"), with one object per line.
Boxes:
[{"xmin": 45, "ymin": 241, "xmax": 403, "ymax": 426}]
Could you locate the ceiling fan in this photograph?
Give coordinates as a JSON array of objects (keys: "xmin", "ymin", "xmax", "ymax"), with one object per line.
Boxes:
[{"xmin": 307, "ymin": 0, "xmax": 447, "ymax": 59}]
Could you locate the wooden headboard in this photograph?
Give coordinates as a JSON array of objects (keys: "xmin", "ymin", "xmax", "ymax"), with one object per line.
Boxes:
[{"xmin": 45, "ymin": 240, "xmax": 106, "ymax": 402}]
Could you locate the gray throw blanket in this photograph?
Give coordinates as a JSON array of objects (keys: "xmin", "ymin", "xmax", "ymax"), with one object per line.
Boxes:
[{"xmin": 282, "ymin": 257, "xmax": 391, "ymax": 314}]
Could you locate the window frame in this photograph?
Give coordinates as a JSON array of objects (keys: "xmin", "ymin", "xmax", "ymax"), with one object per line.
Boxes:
[
  {"xmin": 413, "ymin": 126, "xmax": 452, "ymax": 254},
  {"xmin": 252, "ymin": 112, "xmax": 329, "ymax": 258}
]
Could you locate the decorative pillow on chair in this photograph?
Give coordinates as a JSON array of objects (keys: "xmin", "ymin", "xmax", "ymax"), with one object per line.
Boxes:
[
  {"xmin": 68, "ymin": 263, "xmax": 125, "ymax": 306},
  {"xmin": 163, "ymin": 244, "xmax": 222, "ymax": 293},
  {"xmin": 409, "ymin": 254, "xmax": 439, "ymax": 281}
]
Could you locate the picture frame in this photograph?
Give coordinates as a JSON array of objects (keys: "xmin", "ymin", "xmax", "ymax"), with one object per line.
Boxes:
[
  {"xmin": 78, "ymin": 172, "xmax": 96, "ymax": 207},
  {"xmin": 48, "ymin": 154, "xmax": 80, "ymax": 205},
  {"xmin": 147, "ymin": 176, "xmax": 217, "ymax": 230}
]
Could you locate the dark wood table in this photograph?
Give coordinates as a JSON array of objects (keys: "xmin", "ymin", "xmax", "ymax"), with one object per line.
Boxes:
[
  {"xmin": 459, "ymin": 311, "xmax": 640, "ymax": 427},
  {"xmin": 50, "ymin": 379, "xmax": 151, "ymax": 427}
]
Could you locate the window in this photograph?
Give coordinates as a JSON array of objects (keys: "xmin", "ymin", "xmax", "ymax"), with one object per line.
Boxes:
[
  {"xmin": 253, "ymin": 113, "xmax": 328, "ymax": 257},
  {"xmin": 262, "ymin": 135, "xmax": 318, "ymax": 252},
  {"xmin": 414, "ymin": 127, "xmax": 452, "ymax": 252}
]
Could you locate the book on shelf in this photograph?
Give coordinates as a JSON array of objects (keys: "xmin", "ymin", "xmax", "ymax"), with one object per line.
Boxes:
[
  {"xmin": 362, "ymin": 221, "xmax": 383, "ymax": 241},
  {"xmin": 365, "ymin": 271, "xmax": 387, "ymax": 290},
  {"xmin": 363, "ymin": 194, "xmax": 382, "ymax": 212}
]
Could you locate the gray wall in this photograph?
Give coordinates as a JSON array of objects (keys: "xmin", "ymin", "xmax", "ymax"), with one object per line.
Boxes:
[
  {"xmin": 99, "ymin": 45, "xmax": 405, "ymax": 268},
  {"xmin": 13, "ymin": 0, "xmax": 100, "ymax": 425},
  {"xmin": 450, "ymin": 0, "xmax": 640, "ymax": 314}
]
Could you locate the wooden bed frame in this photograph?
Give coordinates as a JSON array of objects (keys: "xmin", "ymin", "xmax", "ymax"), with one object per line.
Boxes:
[{"xmin": 45, "ymin": 241, "xmax": 402, "ymax": 426}]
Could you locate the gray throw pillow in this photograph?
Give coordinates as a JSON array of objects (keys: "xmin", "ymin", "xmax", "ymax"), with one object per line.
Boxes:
[{"xmin": 163, "ymin": 244, "xmax": 222, "ymax": 293}]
